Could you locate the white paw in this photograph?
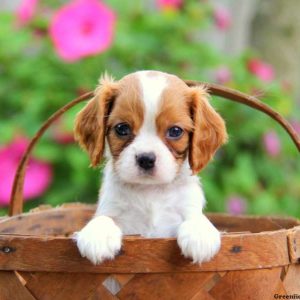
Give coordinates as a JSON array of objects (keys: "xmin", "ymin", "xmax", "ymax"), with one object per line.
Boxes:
[
  {"xmin": 73, "ymin": 216, "xmax": 122, "ymax": 265},
  {"xmin": 177, "ymin": 218, "xmax": 221, "ymax": 264}
]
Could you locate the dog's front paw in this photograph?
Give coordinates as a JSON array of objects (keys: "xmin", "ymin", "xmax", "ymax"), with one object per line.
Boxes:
[
  {"xmin": 73, "ymin": 216, "xmax": 122, "ymax": 265},
  {"xmin": 177, "ymin": 218, "xmax": 221, "ymax": 264}
]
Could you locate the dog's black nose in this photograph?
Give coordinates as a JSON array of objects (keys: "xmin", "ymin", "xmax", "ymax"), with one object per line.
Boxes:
[{"xmin": 136, "ymin": 152, "xmax": 156, "ymax": 170}]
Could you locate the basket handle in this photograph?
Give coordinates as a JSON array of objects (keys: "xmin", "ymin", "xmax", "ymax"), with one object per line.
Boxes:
[{"xmin": 9, "ymin": 82, "xmax": 300, "ymax": 216}]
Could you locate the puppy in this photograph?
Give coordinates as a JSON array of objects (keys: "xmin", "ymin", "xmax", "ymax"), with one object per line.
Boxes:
[{"xmin": 74, "ymin": 70, "xmax": 227, "ymax": 265}]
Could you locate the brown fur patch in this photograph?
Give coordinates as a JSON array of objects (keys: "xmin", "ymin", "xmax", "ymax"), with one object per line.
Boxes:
[
  {"xmin": 74, "ymin": 75, "xmax": 118, "ymax": 167},
  {"xmin": 188, "ymin": 86, "xmax": 228, "ymax": 174},
  {"xmin": 107, "ymin": 74, "xmax": 145, "ymax": 159},
  {"xmin": 156, "ymin": 76, "xmax": 193, "ymax": 165}
]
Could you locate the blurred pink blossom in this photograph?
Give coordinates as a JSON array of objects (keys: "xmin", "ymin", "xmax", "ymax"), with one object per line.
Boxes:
[
  {"xmin": 156, "ymin": 0, "xmax": 183, "ymax": 10},
  {"xmin": 291, "ymin": 120, "xmax": 300, "ymax": 135},
  {"xmin": 281, "ymin": 80, "xmax": 293, "ymax": 93},
  {"xmin": 52, "ymin": 119, "xmax": 74, "ymax": 144},
  {"xmin": 226, "ymin": 196, "xmax": 247, "ymax": 215},
  {"xmin": 263, "ymin": 131, "xmax": 281, "ymax": 157},
  {"xmin": 215, "ymin": 66, "xmax": 232, "ymax": 84},
  {"xmin": 0, "ymin": 137, "xmax": 53, "ymax": 206},
  {"xmin": 247, "ymin": 59, "xmax": 275, "ymax": 82},
  {"xmin": 16, "ymin": 0, "xmax": 38, "ymax": 25},
  {"xmin": 49, "ymin": 0, "xmax": 116, "ymax": 62},
  {"xmin": 213, "ymin": 6, "xmax": 231, "ymax": 31},
  {"xmin": 53, "ymin": 132, "xmax": 74, "ymax": 144}
]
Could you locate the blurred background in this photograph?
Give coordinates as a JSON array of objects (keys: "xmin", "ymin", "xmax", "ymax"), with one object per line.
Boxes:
[{"xmin": 0, "ymin": 0, "xmax": 299, "ymax": 217}]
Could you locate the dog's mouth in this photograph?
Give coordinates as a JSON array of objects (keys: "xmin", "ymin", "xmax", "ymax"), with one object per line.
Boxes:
[
  {"xmin": 138, "ymin": 168, "xmax": 155, "ymax": 177},
  {"xmin": 120, "ymin": 170, "xmax": 177, "ymax": 186},
  {"xmin": 128, "ymin": 171, "xmax": 161, "ymax": 185}
]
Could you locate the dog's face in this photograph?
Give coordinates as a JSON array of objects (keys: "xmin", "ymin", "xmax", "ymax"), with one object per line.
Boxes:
[{"xmin": 75, "ymin": 71, "xmax": 227, "ymax": 184}]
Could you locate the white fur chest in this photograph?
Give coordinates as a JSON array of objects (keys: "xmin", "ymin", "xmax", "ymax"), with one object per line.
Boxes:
[
  {"xmin": 97, "ymin": 162, "xmax": 203, "ymax": 238},
  {"xmin": 114, "ymin": 189, "xmax": 185, "ymax": 237}
]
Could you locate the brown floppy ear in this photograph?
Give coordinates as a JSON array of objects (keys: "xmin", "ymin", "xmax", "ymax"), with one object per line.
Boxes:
[
  {"xmin": 189, "ymin": 86, "xmax": 228, "ymax": 174},
  {"xmin": 74, "ymin": 74, "xmax": 118, "ymax": 167}
]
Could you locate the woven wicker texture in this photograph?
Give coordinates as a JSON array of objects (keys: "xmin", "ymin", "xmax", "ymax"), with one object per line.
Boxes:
[{"xmin": 0, "ymin": 204, "xmax": 299, "ymax": 300}]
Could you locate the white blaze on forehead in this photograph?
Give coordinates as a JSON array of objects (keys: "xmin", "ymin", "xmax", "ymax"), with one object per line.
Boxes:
[
  {"xmin": 137, "ymin": 71, "xmax": 168, "ymax": 133},
  {"xmin": 114, "ymin": 71, "xmax": 178, "ymax": 184}
]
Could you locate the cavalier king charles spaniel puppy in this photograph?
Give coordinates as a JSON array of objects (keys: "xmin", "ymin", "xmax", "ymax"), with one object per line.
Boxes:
[{"xmin": 74, "ymin": 70, "xmax": 227, "ymax": 265}]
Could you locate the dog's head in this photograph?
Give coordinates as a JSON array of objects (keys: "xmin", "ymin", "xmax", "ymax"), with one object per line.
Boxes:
[{"xmin": 75, "ymin": 71, "xmax": 227, "ymax": 184}]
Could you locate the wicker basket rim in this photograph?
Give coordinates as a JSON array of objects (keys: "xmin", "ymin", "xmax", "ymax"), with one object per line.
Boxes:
[{"xmin": 0, "ymin": 205, "xmax": 299, "ymax": 273}]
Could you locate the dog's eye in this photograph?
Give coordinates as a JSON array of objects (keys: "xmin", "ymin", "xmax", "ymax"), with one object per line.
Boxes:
[
  {"xmin": 166, "ymin": 126, "xmax": 183, "ymax": 140},
  {"xmin": 114, "ymin": 123, "xmax": 132, "ymax": 137}
]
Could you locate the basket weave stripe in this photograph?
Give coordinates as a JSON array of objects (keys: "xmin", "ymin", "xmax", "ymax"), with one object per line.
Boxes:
[
  {"xmin": 1, "ymin": 267, "xmax": 299, "ymax": 300},
  {"xmin": 0, "ymin": 207, "xmax": 299, "ymax": 298}
]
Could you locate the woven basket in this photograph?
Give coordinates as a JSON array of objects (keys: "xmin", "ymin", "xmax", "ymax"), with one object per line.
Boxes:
[{"xmin": 0, "ymin": 81, "xmax": 299, "ymax": 300}]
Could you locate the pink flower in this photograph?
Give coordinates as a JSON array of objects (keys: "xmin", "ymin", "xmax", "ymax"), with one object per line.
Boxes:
[
  {"xmin": 53, "ymin": 132, "xmax": 74, "ymax": 145},
  {"xmin": 281, "ymin": 80, "xmax": 293, "ymax": 93},
  {"xmin": 52, "ymin": 118, "xmax": 74, "ymax": 144},
  {"xmin": 49, "ymin": 0, "xmax": 116, "ymax": 62},
  {"xmin": 263, "ymin": 131, "xmax": 281, "ymax": 157},
  {"xmin": 226, "ymin": 196, "xmax": 247, "ymax": 215},
  {"xmin": 247, "ymin": 59, "xmax": 275, "ymax": 82},
  {"xmin": 0, "ymin": 137, "xmax": 53, "ymax": 206},
  {"xmin": 213, "ymin": 6, "xmax": 231, "ymax": 31},
  {"xmin": 156, "ymin": 0, "xmax": 183, "ymax": 10},
  {"xmin": 215, "ymin": 67, "xmax": 232, "ymax": 84},
  {"xmin": 16, "ymin": 0, "xmax": 38, "ymax": 25},
  {"xmin": 291, "ymin": 120, "xmax": 300, "ymax": 135}
]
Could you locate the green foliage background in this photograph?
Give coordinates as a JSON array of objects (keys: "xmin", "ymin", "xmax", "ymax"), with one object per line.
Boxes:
[{"xmin": 0, "ymin": 0, "xmax": 299, "ymax": 216}]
